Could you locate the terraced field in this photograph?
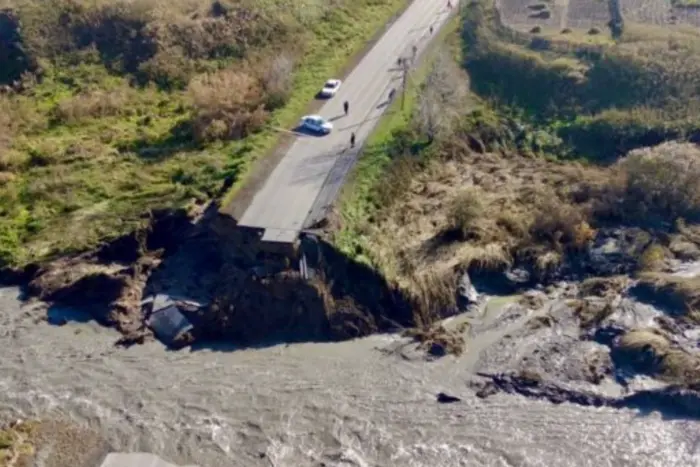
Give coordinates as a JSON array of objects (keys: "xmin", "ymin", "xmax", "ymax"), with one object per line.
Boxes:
[
  {"xmin": 566, "ymin": 0, "xmax": 610, "ymax": 29},
  {"xmin": 496, "ymin": 0, "xmax": 700, "ymax": 32},
  {"xmin": 621, "ymin": 0, "xmax": 700, "ymax": 26},
  {"xmin": 495, "ymin": 0, "xmax": 567, "ymax": 31}
]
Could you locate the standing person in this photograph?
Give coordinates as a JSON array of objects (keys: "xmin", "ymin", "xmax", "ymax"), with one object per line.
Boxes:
[
  {"xmin": 343, "ymin": 100, "xmax": 349, "ymax": 115},
  {"xmin": 447, "ymin": 0, "xmax": 452, "ymax": 8},
  {"xmin": 429, "ymin": 25, "xmax": 434, "ymax": 34},
  {"xmin": 350, "ymin": 132, "xmax": 356, "ymax": 148},
  {"xmin": 412, "ymin": 45, "xmax": 417, "ymax": 58},
  {"xmin": 388, "ymin": 88, "xmax": 396, "ymax": 101}
]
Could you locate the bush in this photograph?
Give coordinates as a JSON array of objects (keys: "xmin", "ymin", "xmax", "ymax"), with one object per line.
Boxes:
[
  {"xmin": 188, "ymin": 67, "xmax": 269, "ymax": 142},
  {"xmin": 530, "ymin": 26, "xmax": 542, "ymax": 34},
  {"xmin": 52, "ymin": 87, "xmax": 133, "ymax": 123},
  {"xmin": 597, "ymin": 142, "xmax": 700, "ymax": 225}
]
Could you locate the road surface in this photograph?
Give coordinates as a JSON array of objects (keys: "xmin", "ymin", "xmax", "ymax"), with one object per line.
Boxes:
[{"xmin": 236, "ymin": 0, "xmax": 456, "ymax": 243}]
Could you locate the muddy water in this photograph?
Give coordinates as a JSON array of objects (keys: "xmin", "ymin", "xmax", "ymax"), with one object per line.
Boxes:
[{"xmin": 1, "ymin": 286, "xmax": 699, "ymax": 467}]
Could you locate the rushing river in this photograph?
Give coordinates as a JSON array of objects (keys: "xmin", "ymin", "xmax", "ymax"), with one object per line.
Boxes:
[{"xmin": 1, "ymin": 285, "xmax": 699, "ymax": 467}]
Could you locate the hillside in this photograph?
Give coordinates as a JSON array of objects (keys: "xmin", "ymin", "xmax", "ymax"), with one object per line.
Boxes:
[{"xmin": 0, "ymin": 0, "xmax": 408, "ymax": 267}]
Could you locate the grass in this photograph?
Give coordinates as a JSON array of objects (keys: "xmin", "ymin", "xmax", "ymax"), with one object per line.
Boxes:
[
  {"xmin": 0, "ymin": 0, "xmax": 411, "ymax": 267},
  {"xmin": 615, "ymin": 328, "xmax": 700, "ymax": 386}
]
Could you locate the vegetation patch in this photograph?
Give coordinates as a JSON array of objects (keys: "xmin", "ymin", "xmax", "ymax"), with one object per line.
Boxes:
[
  {"xmin": 462, "ymin": 0, "xmax": 700, "ymax": 161},
  {"xmin": 613, "ymin": 328, "xmax": 700, "ymax": 386},
  {"xmin": 0, "ymin": 0, "xmax": 410, "ymax": 268}
]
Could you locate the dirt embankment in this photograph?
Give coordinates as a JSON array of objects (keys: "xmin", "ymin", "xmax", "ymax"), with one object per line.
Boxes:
[{"xmin": 0, "ymin": 200, "xmax": 438, "ymax": 349}]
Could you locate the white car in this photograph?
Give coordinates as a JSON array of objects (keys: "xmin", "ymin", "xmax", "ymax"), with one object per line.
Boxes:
[
  {"xmin": 299, "ymin": 115, "xmax": 333, "ymax": 134},
  {"xmin": 319, "ymin": 79, "xmax": 342, "ymax": 98}
]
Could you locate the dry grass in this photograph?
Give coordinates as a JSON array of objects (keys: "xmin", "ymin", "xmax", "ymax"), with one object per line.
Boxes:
[
  {"xmin": 188, "ymin": 67, "xmax": 268, "ymax": 142},
  {"xmin": 571, "ymin": 297, "xmax": 616, "ymax": 329},
  {"xmin": 616, "ymin": 328, "xmax": 700, "ymax": 385},
  {"xmin": 52, "ymin": 86, "xmax": 138, "ymax": 124},
  {"xmin": 403, "ymin": 324, "xmax": 466, "ymax": 356},
  {"xmin": 635, "ymin": 272, "xmax": 700, "ymax": 322},
  {"xmin": 339, "ymin": 130, "xmax": 610, "ymax": 289}
]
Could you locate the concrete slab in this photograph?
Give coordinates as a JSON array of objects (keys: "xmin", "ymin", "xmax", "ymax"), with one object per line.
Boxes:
[
  {"xmin": 99, "ymin": 452, "xmax": 197, "ymax": 467},
  {"xmin": 260, "ymin": 228, "xmax": 299, "ymax": 243},
  {"xmin": 234, "ymin": 0, "xmax": 456, "ymax": 242}
]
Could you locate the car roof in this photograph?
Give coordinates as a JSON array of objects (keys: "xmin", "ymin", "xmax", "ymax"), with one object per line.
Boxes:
[
  {"xmin": 324, "ymin": 79, "xmax": 340, "ymax": 85},
  {"xmin": 304, "ymin": 114, "xmax": 323, "ymax": 120}
]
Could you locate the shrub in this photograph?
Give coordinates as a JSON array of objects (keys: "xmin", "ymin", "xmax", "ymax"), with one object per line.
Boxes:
[
  {"xmin": 597, "ymin": 142, "xmax": 700, "ymax": 225},
  {"xmin": 188, "ymin": 67, "xmax": 268, "ymax": 142},
  {"xmin": 258, "ymin": 53, "xmax": 295, "ymax": 111},
  {"xmin": 52, "ymin": 87, "xmax": 133, "ymax": 123},
  {"xmin": 588, "ymin": 27, "xmax": 601, "ymax": 35},
  {"xmin": 530, "ymin": 26, "xmax": 542, "ymax": 34}
]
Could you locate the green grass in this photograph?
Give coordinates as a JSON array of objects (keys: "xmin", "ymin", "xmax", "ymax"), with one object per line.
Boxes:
[
  {"xmin": 0, "ymin": 0, "xmax": 411, "ymax": 267},
  {"xmin": 333, "ymin": 17, "xmax": 462, "ymax": 263}
]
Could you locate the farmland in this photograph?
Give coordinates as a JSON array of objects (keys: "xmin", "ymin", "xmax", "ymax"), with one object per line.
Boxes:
[{"xmin": 495, "ymin": 0, "xmax": 700, "ymax": 33}]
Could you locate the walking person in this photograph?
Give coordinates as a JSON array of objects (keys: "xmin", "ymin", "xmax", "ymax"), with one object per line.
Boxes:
[
  {"xmin": 447, "ymin": 0, "xmax": 452, "ymax": 9},
  {"xmin": 350, "ymin": 132, "xmax": 356, "ymax": 148},
  {"xmin": 412, "ymin": 45, "xmax": 417, "ymax": 59},
  {"xmin": 388, "ymin": 88, "xmax": 396, "ymax": 101},
  {"xmin": 343, "ymin": 100, "xmax": 349, "ymax": 115},
  {"xmin": 429, "ymin": 25, "xmax": 434, "ymax": 34}
]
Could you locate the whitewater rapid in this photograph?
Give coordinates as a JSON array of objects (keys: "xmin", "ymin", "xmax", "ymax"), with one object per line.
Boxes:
[{"xmin": 1, "ymin": 286, "xmax": 698, "ymax": 466}]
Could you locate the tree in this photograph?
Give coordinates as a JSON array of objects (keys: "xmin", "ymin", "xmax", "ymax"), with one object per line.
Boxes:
[{"xmin": 415, "ymin": 49, "xmax": 469, "ymax": 143}]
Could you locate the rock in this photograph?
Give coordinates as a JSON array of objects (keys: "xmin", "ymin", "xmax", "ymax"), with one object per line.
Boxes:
[
  {"xmin": 586, "ymin": 228, "xmax": 651, "ymax": 276},
  {"xmin": 505, "ymin": 267, "xmax": 531, "ymax": 285},
  {"xmin": 474, "ymin": 382, "xmax": 498, "ymax": 399},
  {"xmin": 457, "ymin": 271, "xmax": 479, "ymax": 310},
  {"xmin": 436, "ymin": 392, "xmax": 461, "ymax": 403}
]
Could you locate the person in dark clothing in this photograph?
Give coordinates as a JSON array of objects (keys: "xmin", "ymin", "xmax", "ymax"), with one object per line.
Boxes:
[
  {"xmin": 343, "ymin": 100, "xmax": 349, "ymax": 115},
  {"xmin": 412, "ymin": 45, "xmax": 418, "ymax": 58},
  {"xmin": 388, "ymin": 88, "xmax": 396, "ymax": 101},
  {"xmin": 447, "ymin": 0, "xmax": 452, "ymax": 8},
  {"xmin": 350, "ymin": 132, "xmax": 356, "ymax": 148},
  {"xmin": 429, "ymin": 25, "xmax": 434, "ymax": 34}
]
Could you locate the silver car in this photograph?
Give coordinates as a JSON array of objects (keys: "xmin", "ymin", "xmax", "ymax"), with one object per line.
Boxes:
[{"xmin": 319, "ymin": 79, "xmax": 342, "ymax": 98}]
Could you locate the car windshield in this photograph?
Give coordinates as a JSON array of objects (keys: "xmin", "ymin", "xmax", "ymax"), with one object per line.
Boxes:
[
  {"xmin": 324, "ymin": 81, "xmax": 338, "ymax": 89},
  {"xmin": 307, "ymin": 117, "xmax": 323, "ymax": 124}
]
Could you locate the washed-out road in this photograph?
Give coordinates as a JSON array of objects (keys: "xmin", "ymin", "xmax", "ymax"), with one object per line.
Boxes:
[{"xmin": 232, "ymin": 0, "xmax": 457, "ymax": 243}]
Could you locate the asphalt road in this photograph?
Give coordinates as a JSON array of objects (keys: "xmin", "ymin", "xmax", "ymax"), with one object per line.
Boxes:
[{"xmin": 237, "ymin": 0, "xmax": 457, "ymax": 243}]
